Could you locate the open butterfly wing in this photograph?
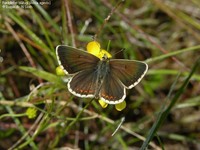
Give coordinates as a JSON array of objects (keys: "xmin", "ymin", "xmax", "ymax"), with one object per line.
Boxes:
[
  {"xmin": 100, "ymin": 73, "xmax": 126, "ymax": 104},
  {"xmin": 56, "ymin": 45, "xmax": 148, "ymax": 102},
  {"xmin": 109, "ymin": 59, "xmax": 148, "ymax": 89},
  {"xmin": 56, "ymin": 45, "xmax": 100, "ymax": 74},
  {"xmin": 68, "ymin": 69, "xmax": 98, "ymax": 98}
]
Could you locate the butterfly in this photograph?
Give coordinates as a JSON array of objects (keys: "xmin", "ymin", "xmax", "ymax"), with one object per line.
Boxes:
[{"xmin": 56, "ymin": 45, "xmax": 148, "ymax": 104}]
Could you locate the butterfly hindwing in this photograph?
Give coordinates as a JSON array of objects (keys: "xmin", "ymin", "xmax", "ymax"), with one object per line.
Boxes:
[
  {"xmin": 100, "ymin": 73, "xmax": 126, "ymax": 104},
  {"xmin": 109, "ymin": 59, "xmax": 148, "ymax": 89},
  {"xmin": 68, "ymin": 69, "xmax": 98, "ymax": 98},
  {"xmin": 56, "ymin": 45, "xmax": 100, "ymax": 74}
]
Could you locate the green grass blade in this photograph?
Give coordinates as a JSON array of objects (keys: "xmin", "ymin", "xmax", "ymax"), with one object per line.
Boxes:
[
  {"xmin": 19, "ymin": 66, "xmax": 63, "ymax": 84},
  {"xmin": 31, "ymin": 0, "xmax": 60, "ymax": 32},
  {"xmin": 7, "ymin": 11, "xmax": 50, "ymax": 52},
  {"xmin": 146, "ymin": 45, "xmax": 200, "ymax": 64},
  {"xmin": 140, "ymin": 58, "xmax": 200, "ymax": 150}
]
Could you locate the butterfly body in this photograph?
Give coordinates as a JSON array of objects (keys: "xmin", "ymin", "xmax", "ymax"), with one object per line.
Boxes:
[
  {"xmin": 94, "ymin": 56, "xmax": 111, "ymax": 98},
  {"xmin": 56, "ymin": 45, "xmax": 148, "ymax": 104}
]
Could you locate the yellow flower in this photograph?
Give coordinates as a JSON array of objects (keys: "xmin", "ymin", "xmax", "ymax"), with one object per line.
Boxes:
[
  {"xmin": 26, "ymin": 107, "xmax": 37, "ymax": 119},
  {"xmin": 87, "ymin": 41, "xmax": 126, "ymax": 111},
  {"xmin": 86, "ymin": 41, "xmax": 112, "ymax": 59},
  {"xmin": 56, "ymin": 66, "xmax": 66, "ymax": 76},
  {"xmin": 86, "ymin": 41, "xmax": 101, "ymax": 57},
  {"xmin": 99, "ymin": 49, "xmax": 112, "ymax": 59},
  {"xmin": 115, "ymin": 101, "xmax": 126, "ymax": 111},
  {"xmin": 98, "ymin": 99, "xmax": 108, "ymax": 108}
]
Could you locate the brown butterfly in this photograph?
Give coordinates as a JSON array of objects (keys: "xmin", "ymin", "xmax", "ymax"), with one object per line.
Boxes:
[{"xmin": 56, "ymin": 45, "xmax": 148, "ymax": 104}]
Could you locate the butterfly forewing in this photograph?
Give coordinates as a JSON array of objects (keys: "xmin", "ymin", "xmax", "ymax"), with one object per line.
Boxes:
[
  {"xmin": 109, "ymin": 59, "xmax": 148, "ymax": 89},
  {"xmin": 56, "ymin": 45, "xmax": 100, "ymax": 74}
]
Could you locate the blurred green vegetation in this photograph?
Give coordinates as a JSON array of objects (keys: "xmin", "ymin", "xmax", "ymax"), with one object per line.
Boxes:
[{"xmin": 0, "ymin": 0, "xmax": 200, "ymax": 149}]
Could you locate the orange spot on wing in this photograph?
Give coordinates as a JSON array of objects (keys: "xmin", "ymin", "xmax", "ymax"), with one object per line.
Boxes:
[
  {"xmin": 75, "ymin": 88, "xmax": 94, "ymax": 94},
  {"xmin": 102, "ymin": 94, "xmax": 115, "ymax": 100}
]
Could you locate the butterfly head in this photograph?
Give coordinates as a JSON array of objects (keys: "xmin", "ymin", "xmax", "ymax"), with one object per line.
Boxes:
[{"xmin": 102, "ymin": 53, "xmax": 109, "ymax": 61}]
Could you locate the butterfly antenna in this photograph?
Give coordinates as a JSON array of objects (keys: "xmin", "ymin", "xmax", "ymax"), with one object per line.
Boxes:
[
  {"xmin": 112, "ymin": 48, "xmax": 126, "ymax": 57},
  {"xmin": 93, "ymin": 0, "xmax": 125, "ymax": 40}
]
